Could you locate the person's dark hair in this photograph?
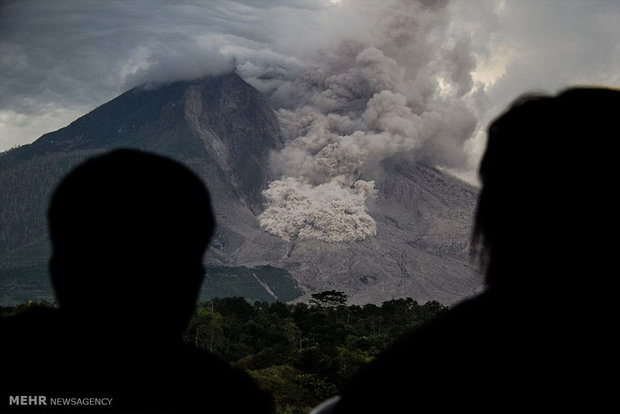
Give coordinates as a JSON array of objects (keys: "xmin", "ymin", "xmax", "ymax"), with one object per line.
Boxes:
[
  {"xmin": 472, "ymin": 87, "xmax": 620, "ymax": 290},
  {"xmin": 48, "ymin": 149, "xmax": 215, "ymax": 335}
]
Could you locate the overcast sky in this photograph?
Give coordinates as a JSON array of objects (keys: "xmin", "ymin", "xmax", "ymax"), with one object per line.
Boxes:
[{"xmin": 1, "ymin": 0, "xmax": 619, "ymax": 178}]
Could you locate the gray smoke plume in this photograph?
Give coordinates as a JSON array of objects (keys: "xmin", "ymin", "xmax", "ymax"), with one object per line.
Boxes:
[
  {"xmin": 257, "ymin": 0, "xmax": 479, "ymax": 242},
  {"xmin": 0, "ymin": 0, "xmax": 480, "ymax": 243}
]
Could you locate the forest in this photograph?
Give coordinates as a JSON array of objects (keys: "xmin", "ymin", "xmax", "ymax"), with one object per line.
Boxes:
[{"xmin": 1, "ymin": 291, "xmax": 446, "ymax": 414}]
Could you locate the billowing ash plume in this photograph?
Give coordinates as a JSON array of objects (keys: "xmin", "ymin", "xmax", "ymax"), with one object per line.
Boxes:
[
  {"xmin": 260, "ymin": 178, "xmax": 377, "ymax": 243},
  {"xmin": 256, "ymin": 0, "xmax": 479, "ymax": 243}
]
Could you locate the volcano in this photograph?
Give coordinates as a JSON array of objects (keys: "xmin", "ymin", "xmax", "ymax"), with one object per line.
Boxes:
[{"xmin": 0, "ymin": 73, "xmax": 482, "ymax": 305}]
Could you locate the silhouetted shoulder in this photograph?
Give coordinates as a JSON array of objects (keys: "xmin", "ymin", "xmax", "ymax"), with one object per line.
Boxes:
[
  {"xmin": 178, "ymin": 345, "xmax": 275, "ymax": 413},
  {"xmin": 109, "ymin": 343, "xmax": 275, "ymax": 412},
  {"xmin": 0, "ymin": 305, "xmax": 61, "ymax": 367},
  {"xmin": 335, "ymin": 289, "xmax": 607, "ymax": 412},
  {"xmin": 1, "ymin": 307, "xmax": 63, "ymax": 410},
  {"xmin": 1, "ymin": 308, "xmax": 274, "ymax": 413},
  {"xmin": 333, "ymin": 294, "xmax": 491, "ymax": 413}
]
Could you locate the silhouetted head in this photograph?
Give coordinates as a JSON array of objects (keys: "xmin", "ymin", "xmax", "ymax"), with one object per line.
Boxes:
[
  {"xmin": 48, "ymin": 149, "xmax": 214, "ymax": 340},
  {"xmin": 473, "ymin": 87, "xmax": 620, "ymax": 293}
]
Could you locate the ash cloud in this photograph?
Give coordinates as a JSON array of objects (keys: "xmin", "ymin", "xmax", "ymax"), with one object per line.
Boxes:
[
  {"xmin": 260, "ymin": 178, "xmax": 378, "ymax": 243},
  {"xmin": 0, "ymin": 0, "xmax": 481, "ymax": 244},
  {"xmin": 257, "ymin": 0, "xmax": 479, "ymax": 243}
]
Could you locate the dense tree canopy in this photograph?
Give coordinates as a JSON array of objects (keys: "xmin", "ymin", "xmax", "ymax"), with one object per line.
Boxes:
[{"xmin": 184, "ymin": 293, "xmax": 445, "ymax": 413}]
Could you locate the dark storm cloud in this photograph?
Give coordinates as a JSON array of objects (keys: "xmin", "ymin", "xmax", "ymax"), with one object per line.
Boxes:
[
  {"xmin": 0, "ymin": 0, "xmax": 369, "ymax": 149},
  {"xmin": 1, "ymin": 0, "xmax": 239, "ymax": 113},
  {"xmin": 0, "ymin": 0, "xmax": 618, "ymax": 157}
]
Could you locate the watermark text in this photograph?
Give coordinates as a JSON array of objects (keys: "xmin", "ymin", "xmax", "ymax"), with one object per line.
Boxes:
[{"xmin": 9, "ymin": 395, "xmax": 113, "ymax": 407}]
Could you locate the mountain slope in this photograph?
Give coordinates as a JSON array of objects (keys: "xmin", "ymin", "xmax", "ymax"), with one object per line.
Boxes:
[
  {"xmin": 232, "ymin": 159, "xmax": 482, "ymax": 305},
  {"xmin": 0, "ymin": 72, "xmax": 481, "ymax": 305},
  {"xmin": 0, "ymin": 73, "xmax": 299, "ymax": 304}
]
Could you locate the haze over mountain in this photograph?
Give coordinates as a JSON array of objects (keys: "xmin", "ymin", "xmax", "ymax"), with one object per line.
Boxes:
[{"xmin": 0, "ymin": 73, "xmax": 482, "ymax": 306}]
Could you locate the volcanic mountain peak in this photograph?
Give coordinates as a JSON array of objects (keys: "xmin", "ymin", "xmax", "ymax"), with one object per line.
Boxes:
[
  {"xmin": 32, "ymin": 73, "xmax": 279, "ymax": 152},
  {"xmin": 0, "ymin": 72, "xmax": 482, "ymax": 306}
]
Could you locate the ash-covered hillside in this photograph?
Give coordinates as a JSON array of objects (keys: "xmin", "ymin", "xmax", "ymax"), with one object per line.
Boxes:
[{"xmin": 0, "ymin": 73, "xmax": 482, "ymax": 306}]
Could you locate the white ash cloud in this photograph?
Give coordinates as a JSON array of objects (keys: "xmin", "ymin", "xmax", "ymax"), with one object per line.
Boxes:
[{"xmin": 258, "ymin": 0, "xmax": 479, "ymax": 242}]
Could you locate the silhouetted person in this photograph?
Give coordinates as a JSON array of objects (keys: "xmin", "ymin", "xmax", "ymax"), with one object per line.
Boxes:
[
  {"xmin": 329, "ymin": 87, "xmax": 619, "ymax": 413},
  {"xmin": 2, "ymin": 149, "xmax": 274, "ymax": 412}
]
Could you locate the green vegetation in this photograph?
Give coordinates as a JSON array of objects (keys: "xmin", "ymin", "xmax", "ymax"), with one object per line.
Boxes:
[
  {"xmin": 0, "ymin": 239, "xmax": 54, "ymax": 305},
  {"xmin": 0, "ymin": 292, "xmax": 446, "ymax": 414},
  {"xmin": 184, "ymin": 292, "xmax": 445, "ymax": 413}
]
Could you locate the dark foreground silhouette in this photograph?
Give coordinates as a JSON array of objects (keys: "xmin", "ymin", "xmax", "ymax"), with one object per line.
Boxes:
[
  {"xmin": 331, "ymin": 87, "xmax": 619, "ymax": 413},
  {"xmin": 1, "ymin": 149, "xmax": 274, "ymax": 413}
]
